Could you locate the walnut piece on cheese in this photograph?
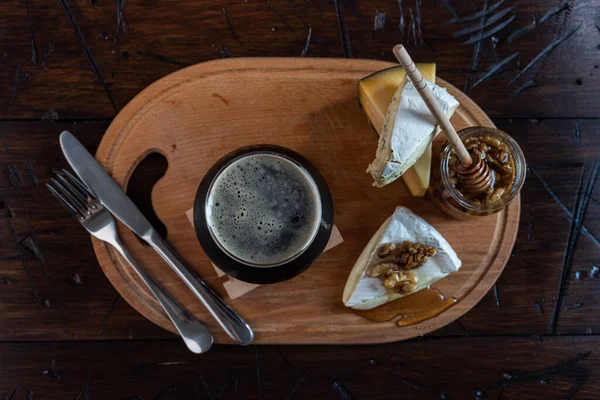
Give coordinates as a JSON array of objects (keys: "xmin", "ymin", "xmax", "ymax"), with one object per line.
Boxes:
[{"xmin": 366, "ymin": 80, "xmax": 459, "ymax": 187}]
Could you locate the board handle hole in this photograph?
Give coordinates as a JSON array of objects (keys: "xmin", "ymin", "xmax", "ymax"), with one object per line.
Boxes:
[{"xmin": 126, "ymin": 152, "xmax": 169, "ymax": 245}]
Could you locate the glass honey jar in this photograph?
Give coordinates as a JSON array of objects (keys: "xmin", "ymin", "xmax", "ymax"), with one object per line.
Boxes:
[{"xmin": 429, "ymin": 126, "xmax": 526, "ymax": 219}]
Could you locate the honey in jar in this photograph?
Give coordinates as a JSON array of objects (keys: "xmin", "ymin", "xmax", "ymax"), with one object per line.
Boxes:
[{"xmin": 429, "ymin": 126, "xmax": 526, "ymax": 219}]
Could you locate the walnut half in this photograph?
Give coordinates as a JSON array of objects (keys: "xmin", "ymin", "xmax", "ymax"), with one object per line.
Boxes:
[
  {"xmin": 368, "ymin": 262, "xmax": 398, "ymax": 278},
  {"xmin": 384, "ymin": 271, "xmax": 418, "ymax": 293},
  {"xmin": 377, "ymin": 243, "xmax": 396, "ymax": 258},
  {"xmin": 394, "ymin": 241, "xmax": 436, "ymax": 270}
]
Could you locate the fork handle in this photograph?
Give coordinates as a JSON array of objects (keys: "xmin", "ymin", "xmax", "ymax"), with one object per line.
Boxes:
[
  {"xmin": 109, "ymin": 236, "xmax": 214, "ymax": 354},
  {"xmin": 147, "ymin": 231, "xmax": 254, "ymax": 345}
]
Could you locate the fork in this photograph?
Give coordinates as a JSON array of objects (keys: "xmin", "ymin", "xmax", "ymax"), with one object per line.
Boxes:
[{"xmin": 47, "ymin": 170, "xmax": 214, "ymax": 354}]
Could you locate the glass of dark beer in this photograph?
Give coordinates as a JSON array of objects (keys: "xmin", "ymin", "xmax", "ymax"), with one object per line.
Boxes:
[{"xmin": 193, "ymin": 145, "xmax": 334, "ymax": 284}]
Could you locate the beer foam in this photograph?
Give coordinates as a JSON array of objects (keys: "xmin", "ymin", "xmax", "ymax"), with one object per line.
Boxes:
[{"xmin": 206, "ymin": 153, "xmax": 321, "ymax": 266}]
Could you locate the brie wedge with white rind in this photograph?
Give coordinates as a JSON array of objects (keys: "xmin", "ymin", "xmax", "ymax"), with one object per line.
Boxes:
[
  {"xmin": 358, "ymin": 64, "xmax": 437, "ymax": 197},
  {"xmin": 366, "ymin": 80, "xmax": 459, "ymax": 187},
  {"xmin": 343, "ymin": 207, "xmax": 461, "ymax": 310}
]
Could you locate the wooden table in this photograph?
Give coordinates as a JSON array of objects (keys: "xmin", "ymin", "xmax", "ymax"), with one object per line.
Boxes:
[{"xmin": 1, "ymin": 0, "xmax": 599, "ymax": 398}]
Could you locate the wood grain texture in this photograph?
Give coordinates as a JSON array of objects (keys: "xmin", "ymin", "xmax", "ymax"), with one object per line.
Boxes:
[
  {"xmin": 335, "ymin": 0, "xmax": 599, "ymax": 118},
  {"xmin": 0, "ymin": 122, "xmax": 172, "ymax": 341},
  {"xmin": 0, "ymin": 0, "xmax": 115, "ymax": 119},
  {"xmin": 58, "ymin": 0, "xmax": 344, "ymax": 113},
  {"xmin": 1, "ymin": 0, "xmax": 598, "ymax": 119},
  {"xmin": 90, "ymin": 58, "xmax": 518, "ymax": 344},
  {"xmin": 0, "ymin": 337, "xmax": 598, "ymax": 399},
  {"xmin": 0, "ymin": 0, "xmax": 599, "ymax": 394},
  {"xmin": 0, "ymin": 119, "xmax": 595, "ymax": 341},
  {"xmin": 434, "ymin": 118, "xmax": 600, "ymax": 336}
]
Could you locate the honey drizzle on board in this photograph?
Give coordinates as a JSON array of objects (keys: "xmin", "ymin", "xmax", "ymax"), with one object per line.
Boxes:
[{"xmin": 355, "ymin": 288, "xmax": 456, "ymax": 326}]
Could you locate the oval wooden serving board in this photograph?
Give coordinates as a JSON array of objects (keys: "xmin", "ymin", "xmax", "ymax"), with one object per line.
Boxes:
[{"xmin": 93, "ymin": 58, "xmax": 519, "ymax": 344}]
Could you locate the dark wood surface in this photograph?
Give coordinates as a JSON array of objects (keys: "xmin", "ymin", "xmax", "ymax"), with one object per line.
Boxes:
[
  {"xmin": 1, "ymin": 338, "xmax": 599, "ymax": 399},
  {"xmin": 0, "ymin": 0, "xmax": 599, "ymax": 398}
]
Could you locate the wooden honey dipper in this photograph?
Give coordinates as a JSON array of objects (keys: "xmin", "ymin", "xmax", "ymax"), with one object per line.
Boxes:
[{"xmin": 392, "ymin": 44, "xmax": 493, "ymax": 194}]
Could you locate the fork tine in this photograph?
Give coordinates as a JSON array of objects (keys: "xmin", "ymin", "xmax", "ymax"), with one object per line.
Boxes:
[
  {"xmin": 61, "ymin": 169, "xmax": 97, "ymax": 200},
  {"xmin": 50, "ymin": 178, "xmax": 90, "ymax": 217},
  {"xmin": 55, "ymin": 173, "xmax": 90, "ymax": 207},
  {"xmin": 46, "ymin": 182, "xmax": 82, "ymax": 217}
]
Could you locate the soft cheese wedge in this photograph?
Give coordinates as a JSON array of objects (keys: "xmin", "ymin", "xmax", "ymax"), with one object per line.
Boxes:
[
  {"xmin": 367, "ymin": 81, "xmax": 459, "ymax": 186},
  {"xmin": 343, "ymin": 207, "xmax": 461, "ymax": 310},
  {"xmin": 359, "ymin": 65, "xmax": 437, "ymax": 196},
  {"xmin": 366, "ymin": 80, "xmax": 459, "ymax": 187}
]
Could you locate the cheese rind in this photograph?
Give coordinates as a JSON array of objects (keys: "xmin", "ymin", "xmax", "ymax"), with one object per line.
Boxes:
[
  {"xmin": 366, "ymin": 80, "xmax": 459, "ymax": 187},
  {"xmin": 342, "ymin": 207, "xmax": 461, "ymax": 310}
]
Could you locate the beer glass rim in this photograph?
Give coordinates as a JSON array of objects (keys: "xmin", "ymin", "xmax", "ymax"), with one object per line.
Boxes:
[{"xmin": 193, "ymin": 144, "xmax": 334, "ymax": 284}]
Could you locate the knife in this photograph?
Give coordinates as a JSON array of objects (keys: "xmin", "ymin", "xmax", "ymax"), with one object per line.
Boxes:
[{"xmin": 60, "ymin": 130, "xmax": 254, "ymax": 346}]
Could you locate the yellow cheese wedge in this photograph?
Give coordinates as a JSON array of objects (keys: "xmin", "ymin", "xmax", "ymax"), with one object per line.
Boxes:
[{"xmin": 358, "ymin": 64, "xmax": 436, "ymax": 197}]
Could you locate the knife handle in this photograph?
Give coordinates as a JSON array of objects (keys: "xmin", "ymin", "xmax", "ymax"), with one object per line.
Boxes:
[
  {"xmin": 147, "ymin": 231, "xmax": 254, "ymax": 345},
  {"xmin": 109, "ymin": 236, "xmax": 214, "ymax": 354}
]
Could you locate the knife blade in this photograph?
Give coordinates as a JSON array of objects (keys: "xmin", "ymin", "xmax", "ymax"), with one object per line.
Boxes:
[
  {"xmin": 59, "ymin": 130, "xmax": 254, "ymax": 345},
  {"xmin": 60, "ymin": 132, "xmax": 154, "ymax": 238}
]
